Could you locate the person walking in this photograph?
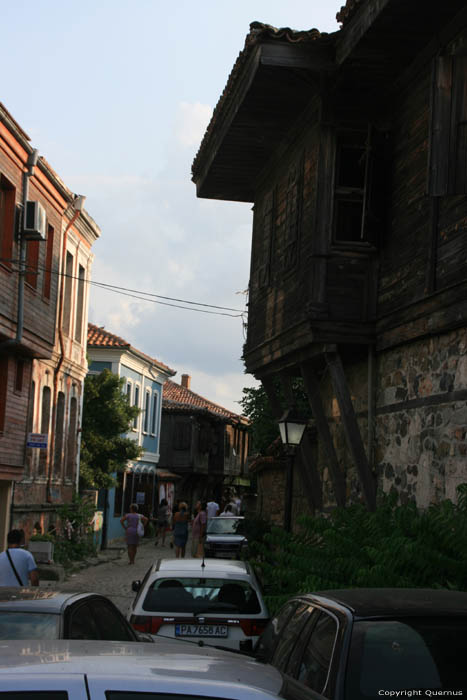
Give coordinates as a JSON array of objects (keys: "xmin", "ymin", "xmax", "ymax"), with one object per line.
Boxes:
[
  {"xmin": 155, "ymin": 498, "xmax": 169, "ymax": 547},
  {"xmin": 0, "ymin": 529, "xmax": 39, "ymax": 586},
  {"xmin": 120, "ymin": 504, "xmax": 148, "ymax": 565},
  {"xmin": 206, "ymin": 499, "xmax": 219, "ymax": 520},
  {"xmin": 172, "ymin": 501, "xmax": 189, "ymax": 558},
  {"xmin": 191, "ymin": 501, "xmax": 207, "ymax": 558}
]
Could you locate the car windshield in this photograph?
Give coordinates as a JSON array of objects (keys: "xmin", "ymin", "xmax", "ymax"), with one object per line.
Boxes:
[
  {"xmin": 345, "ymin": 617, "xmax": 467, "ymax": 697},
  {"xmin": 0, "ymin": 611, "xmax": 60, "ymax": 640},
  {"xmin": 207, "ymin": 518, "xmax": 244, "ymax": 535},
  {"xmin": 142, "ymin": 577, "xmax": 261, "ymax": 614}
]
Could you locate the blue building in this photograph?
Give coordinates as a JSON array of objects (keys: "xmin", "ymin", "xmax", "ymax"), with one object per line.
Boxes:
[{"xmin": 87, "ymin": 323, "xmax": 176, "ymax": 545}]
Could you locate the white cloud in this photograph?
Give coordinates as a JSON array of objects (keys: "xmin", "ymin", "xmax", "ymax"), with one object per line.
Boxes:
[{"xmin": 175, "ymin": 101, "xmax": 213, "ymax": 147}]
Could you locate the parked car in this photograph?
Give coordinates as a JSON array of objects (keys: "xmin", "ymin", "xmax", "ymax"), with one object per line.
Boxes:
[
  {"xmin": 0, "ymin": 638, "xmax": 284, "ymax": 699},
  {"xmin": 254, "ymin": 588, "xmax": 467, "ymax": 698},
  {"xmin": 0, "ymin": 588, "xmax": 148, "ymax": 642},
  {"xmin": 204, "ymin": 516, "xmax": 247, "ymax": 559},
  {"xmin": 128, "ymin": 557, "xmax": 269, "ymax": 651}
]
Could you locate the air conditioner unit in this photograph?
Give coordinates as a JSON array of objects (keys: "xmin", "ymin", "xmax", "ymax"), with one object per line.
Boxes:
[{"xmin": 23, "ymin": 201, "xmax": 47, "ymax": 241}]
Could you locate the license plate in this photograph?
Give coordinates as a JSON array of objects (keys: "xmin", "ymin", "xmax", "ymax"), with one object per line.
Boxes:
[
  {"xmin": 216, "ymin": 552, "xmax": 233, "ymax": 558},
  {"xmin": 175, "ymin": 624, "xmax": 228, "ymax": 637}
]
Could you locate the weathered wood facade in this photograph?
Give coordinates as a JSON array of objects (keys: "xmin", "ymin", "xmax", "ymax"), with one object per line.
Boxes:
[
  {"xmin": 160, "ymin": 375, "xmax": 249, "ymax": 508},
  {"xmin": 0, "ymin": 103, "xmax": 99, "ymax": 546},
  {"xmin": 193, "ymin": 1, "xmax": 467, "ymax": 515}
]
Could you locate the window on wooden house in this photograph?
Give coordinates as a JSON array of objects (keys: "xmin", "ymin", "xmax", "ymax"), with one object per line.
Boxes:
[
  {"xmin": 173, "ymin": 421, "xmax": 191, "ymax": 450},
  {"xmin": 333, "ymin": 127, "xmax": 382, "ymax": 246},
  {"xmin": 43, "ymin": 225, "xmax": 54, "ymax": 299},
  {"xmin": 39, "ymin": 386, "xmax": 51, "ymax": 474},
  {"xmin": 250, "ymin": 189, "xmax": 275, "ymax": 292},
  {"xmin": 0, "ymin": 175, "xmax": 15, "ymax": 268},
  {"xmin": 62, "ymin": 251, "xmax": 74, "ymax": 335},
  {"xmin": 66, "ymin": 396, "xmax": 78, "ymax": 479},
  {"xmin": 25, "ymin": 379, "xmax": 35, "ymax": 477},
  {"xmin": 224, "ymin": 429, "xmax": 231, "ymax": 458},
  {"xmin": 74, "ymin": 264, "xmax": 86, "ymax": 342},
  {"xmin": 0, "ymin": 356, "xmax": 8, "ymax": 434},
  {"xmin": 25, "ymin": 240, "xmax": 40, "ymax": 288},
  {"xmin": 14, "ymin": 359, "xmax": 24, "ymax": 393},
  {"xmin": 429, "ymin": 55, "xmax": 467, "ymax": 195},
  {"xmin": 53, "ymin": 391, "xmax": 65, "ymax": 476}
]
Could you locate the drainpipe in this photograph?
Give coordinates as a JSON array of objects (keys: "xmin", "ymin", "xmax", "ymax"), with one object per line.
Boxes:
[{"xmin": 46, "ymin": 195, "xmax": 86, "ymax": 503}]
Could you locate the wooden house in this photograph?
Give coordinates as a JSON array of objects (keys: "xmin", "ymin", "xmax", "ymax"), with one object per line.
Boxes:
[
  {"xmin": 0, "ymin": 103, "xmax": 99, "ymax": 546},
  {"xmin": 192, "ymin": 0, "xmax": 467, "ymax": 516},
  {"xmin": 160, "ymin": 374, "xmax": 249, "ymax": 509}
]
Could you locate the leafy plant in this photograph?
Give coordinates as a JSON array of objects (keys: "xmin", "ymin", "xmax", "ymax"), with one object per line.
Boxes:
[
  {"xmin": 80, "ymin": 369, "xmax": 142, "ymax": 489},
  {"xmin": 248, "ymin": 486, "xmax": 467, "ymax": 614},
  {"xmin": 52, "ymin": 495, "xmax": 98, "ymax": 567}
]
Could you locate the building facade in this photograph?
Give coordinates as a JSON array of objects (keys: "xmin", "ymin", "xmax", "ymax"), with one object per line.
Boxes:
[
  {"xmin": 87, "ymin": 323, "xmax": 176, "ymax": 544},
  {"xmin": 0, "ymin": 103, "xmax": 99, "ymax": 546},
  {"xmin": 160, "ymin": 374, "xmax": 250, "ymax": 509},
  {"xmin": 192, "ymin": 0, "xmax": 467, "ymax": 520}
]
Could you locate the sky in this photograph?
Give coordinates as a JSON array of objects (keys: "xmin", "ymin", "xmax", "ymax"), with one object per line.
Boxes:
[{"xmin": 1, "ymin": 1, "xmax": 340, "ymax": 413}]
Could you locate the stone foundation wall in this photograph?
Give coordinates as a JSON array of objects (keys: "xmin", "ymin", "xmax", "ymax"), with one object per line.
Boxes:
[{"xmin": 317, "ymin": 328, "xmax": 467, "ymax": 509}]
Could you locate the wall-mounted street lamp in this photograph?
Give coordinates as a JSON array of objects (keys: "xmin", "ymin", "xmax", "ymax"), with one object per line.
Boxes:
[{"xmin": 278, "ymin": 408, "xmax": 307, "ymax": 532}]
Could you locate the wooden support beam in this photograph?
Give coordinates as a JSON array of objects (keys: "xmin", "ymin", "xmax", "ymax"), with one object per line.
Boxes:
[
  {"xmin": 297, "ymin": 430, "xmax": 322, "ymax": 512},
  {"xmin": 301, "ymin": 362, "xmax": 346, "ymax": 508},
  {"xmin": 325, "ymin": 350, "xmax": 376, "ymax": 510}
]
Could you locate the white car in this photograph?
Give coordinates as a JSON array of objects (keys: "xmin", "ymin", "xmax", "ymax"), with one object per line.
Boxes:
[
  {"xmin": 128, "ymin": 557, "xmax": 269, "ymax": 651},
  {"xmin": 0, "ymin": 638, "xmax": 284, "ymax": 700}
]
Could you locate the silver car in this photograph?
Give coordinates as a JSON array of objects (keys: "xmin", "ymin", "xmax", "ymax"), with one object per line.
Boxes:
[
  {"xmin": 0, "ymin": 638, "xmax": 284, "ymax": 700},
  {"xmin": 128, "ymin": 557, "xmax": 269, "ymax": 651}
]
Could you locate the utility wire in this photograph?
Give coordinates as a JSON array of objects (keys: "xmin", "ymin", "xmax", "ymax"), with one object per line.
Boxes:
[{"xmin": 0, "ymin": 257, "xmax": 249, "ymax": 319}]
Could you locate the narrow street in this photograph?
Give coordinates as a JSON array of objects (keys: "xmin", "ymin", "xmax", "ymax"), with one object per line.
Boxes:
[{"xmin": 55, "ymin": 535, "xmax": 192, "ymax": 616}]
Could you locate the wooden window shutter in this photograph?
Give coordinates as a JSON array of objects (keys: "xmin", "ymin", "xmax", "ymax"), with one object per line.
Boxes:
[
  {"xmin": 429, "ymin": 55, "xmax": 467, "ymax": 195},
  {"xmin": 449, "ymin": 55, "xmax": 467, "ymax": 194}
]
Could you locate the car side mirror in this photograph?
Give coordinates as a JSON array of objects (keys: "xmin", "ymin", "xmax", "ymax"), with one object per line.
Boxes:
[{"xmin": 132, "ymin": 580, "xmax": 141, "ymax": 592}]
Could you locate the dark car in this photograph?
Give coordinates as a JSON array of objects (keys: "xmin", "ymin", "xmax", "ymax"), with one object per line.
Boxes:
[
  {"xmin": 204, "ymin": 516, "xmax": 247, "ymax": 559},
  {"xmin": 254, "ymin": 588, "xmax": 467, "ymax": 698},
  {"xmin": 0, "ymin": 588, "xmax": 148, "ymax": 642}
]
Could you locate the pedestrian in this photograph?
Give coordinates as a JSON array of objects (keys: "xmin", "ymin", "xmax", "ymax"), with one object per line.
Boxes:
[
  {"xmin": 172, "ymin": 501, "xmax": 189, "ymax": 558},
  {"xmin": 191, "ymin": 501, "xmax": 207, "ymax": 558},
  {"xmin": 0, "ymin": 529, "xmax": 39, "ymax": 586},
  {"xmin": 155, "ymin": 498, "xmax": 169, "ymax": 547},
  {"xmin": 120, "ymin": 504, "xmax": 148, "ymax": 565},
  {"xmin": 206, "ymin": 499, "xmax": 219, "ymax": 519}
]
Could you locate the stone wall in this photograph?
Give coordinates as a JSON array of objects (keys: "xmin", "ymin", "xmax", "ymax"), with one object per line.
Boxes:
[{"xmin": 316, "ymin": 328, "xmax": 467, "ymax": 510}]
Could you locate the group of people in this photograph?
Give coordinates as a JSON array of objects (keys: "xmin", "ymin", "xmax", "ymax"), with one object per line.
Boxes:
[{"xmin": 120, "ymin": 490, "xmax": 243, "ymax": 565}]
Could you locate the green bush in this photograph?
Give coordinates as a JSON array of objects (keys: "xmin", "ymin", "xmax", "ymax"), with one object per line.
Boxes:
[
  {"xmin": 249, "ymin": 485, "xmax": 467, "ymax": 615},
  {"xmin": 52, "ymin": 495, "xmax": 97, "ymax": 568}
]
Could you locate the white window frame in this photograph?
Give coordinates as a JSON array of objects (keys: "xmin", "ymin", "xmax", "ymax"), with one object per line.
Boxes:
[
  {"xmin": 133, "ymin": 383, "xmax": 140, "ymax": 430},
  {"xmin": 143, "ymin": 388, "xmax": 151, "ymax": 434},
  {"xmin": 150, "ymin": 391, "xmax": 158, "ymax": 436}
]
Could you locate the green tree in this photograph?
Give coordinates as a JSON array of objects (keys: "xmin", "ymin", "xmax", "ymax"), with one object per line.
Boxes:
[
  {"xmin": 79, "ymin": 369, "xmax": 142, "ymax": 489},
  {"xmin": 240, "ymin": 379, "xmax": 312, "ymax": 454}
]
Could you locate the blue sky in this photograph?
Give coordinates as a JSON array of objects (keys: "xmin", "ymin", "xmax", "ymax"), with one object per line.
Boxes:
[{"xmin": 1, "ymin": 1, "xmax": 340, "ymax": 412}]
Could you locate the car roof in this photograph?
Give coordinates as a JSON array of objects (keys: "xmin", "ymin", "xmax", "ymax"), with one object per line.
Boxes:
[
  {"xmin": 0, "ymin": 638, "xmax": 283, "ymax": 694},
  {"xmin": 304, "ymin": 588, "xmax": 467, "ymax": 617},
  {"xmin": 0, "ymin": 588, "xmax": 97, "ymax": 613},
  {"xmin": 154, "ymin": 558, "xmax": 250, "ymax": 576}
]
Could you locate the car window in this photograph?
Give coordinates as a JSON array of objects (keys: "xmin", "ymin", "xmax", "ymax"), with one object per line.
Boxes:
[
  {"xmin": 68, "ymin": 602, "xmax": 101, "ymax": 639},
  {"xmin": 255, "ymin": 601, "xmax": 299, "ymax": 661},
  {"xmin": 284, "ymin": 607, "xmax": 322, "ymax": 677},
  {"xmin": 296, "ymin": 611, "xmax": 338, "ymax": 695},
  {"xmin": 142, "ymin": 577, "xmax": 260, "ymax": 615},
  {"xmin": 106, "ymin": 694, "xmax": 230, "ymax": 700},
  {"xmin": 345, "ymin": 617, "xmax": 467, "ymax": 696},
  {"xmin": 207, "ymin": 518, "xmax": 244, "ymax": 535},
  {"xmin": 0, "ymin": 694, "xmax": 68, "ymax": 699},
  {"xmin": 88, "ymin": 599, "xmax": 135, "ymax": 641},
  {"xmin": 271, "ymin": 603, "xmax": 314, "ymax": 672},
  {"xmin": 0, "ymin": 612, "xmax": 60, "ymax": 640}
]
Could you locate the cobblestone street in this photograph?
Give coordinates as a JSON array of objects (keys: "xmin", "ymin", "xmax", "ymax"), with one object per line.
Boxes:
[{"xmin": 54, "ymin": 535, "xmax": 193, "ymax": 615}]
